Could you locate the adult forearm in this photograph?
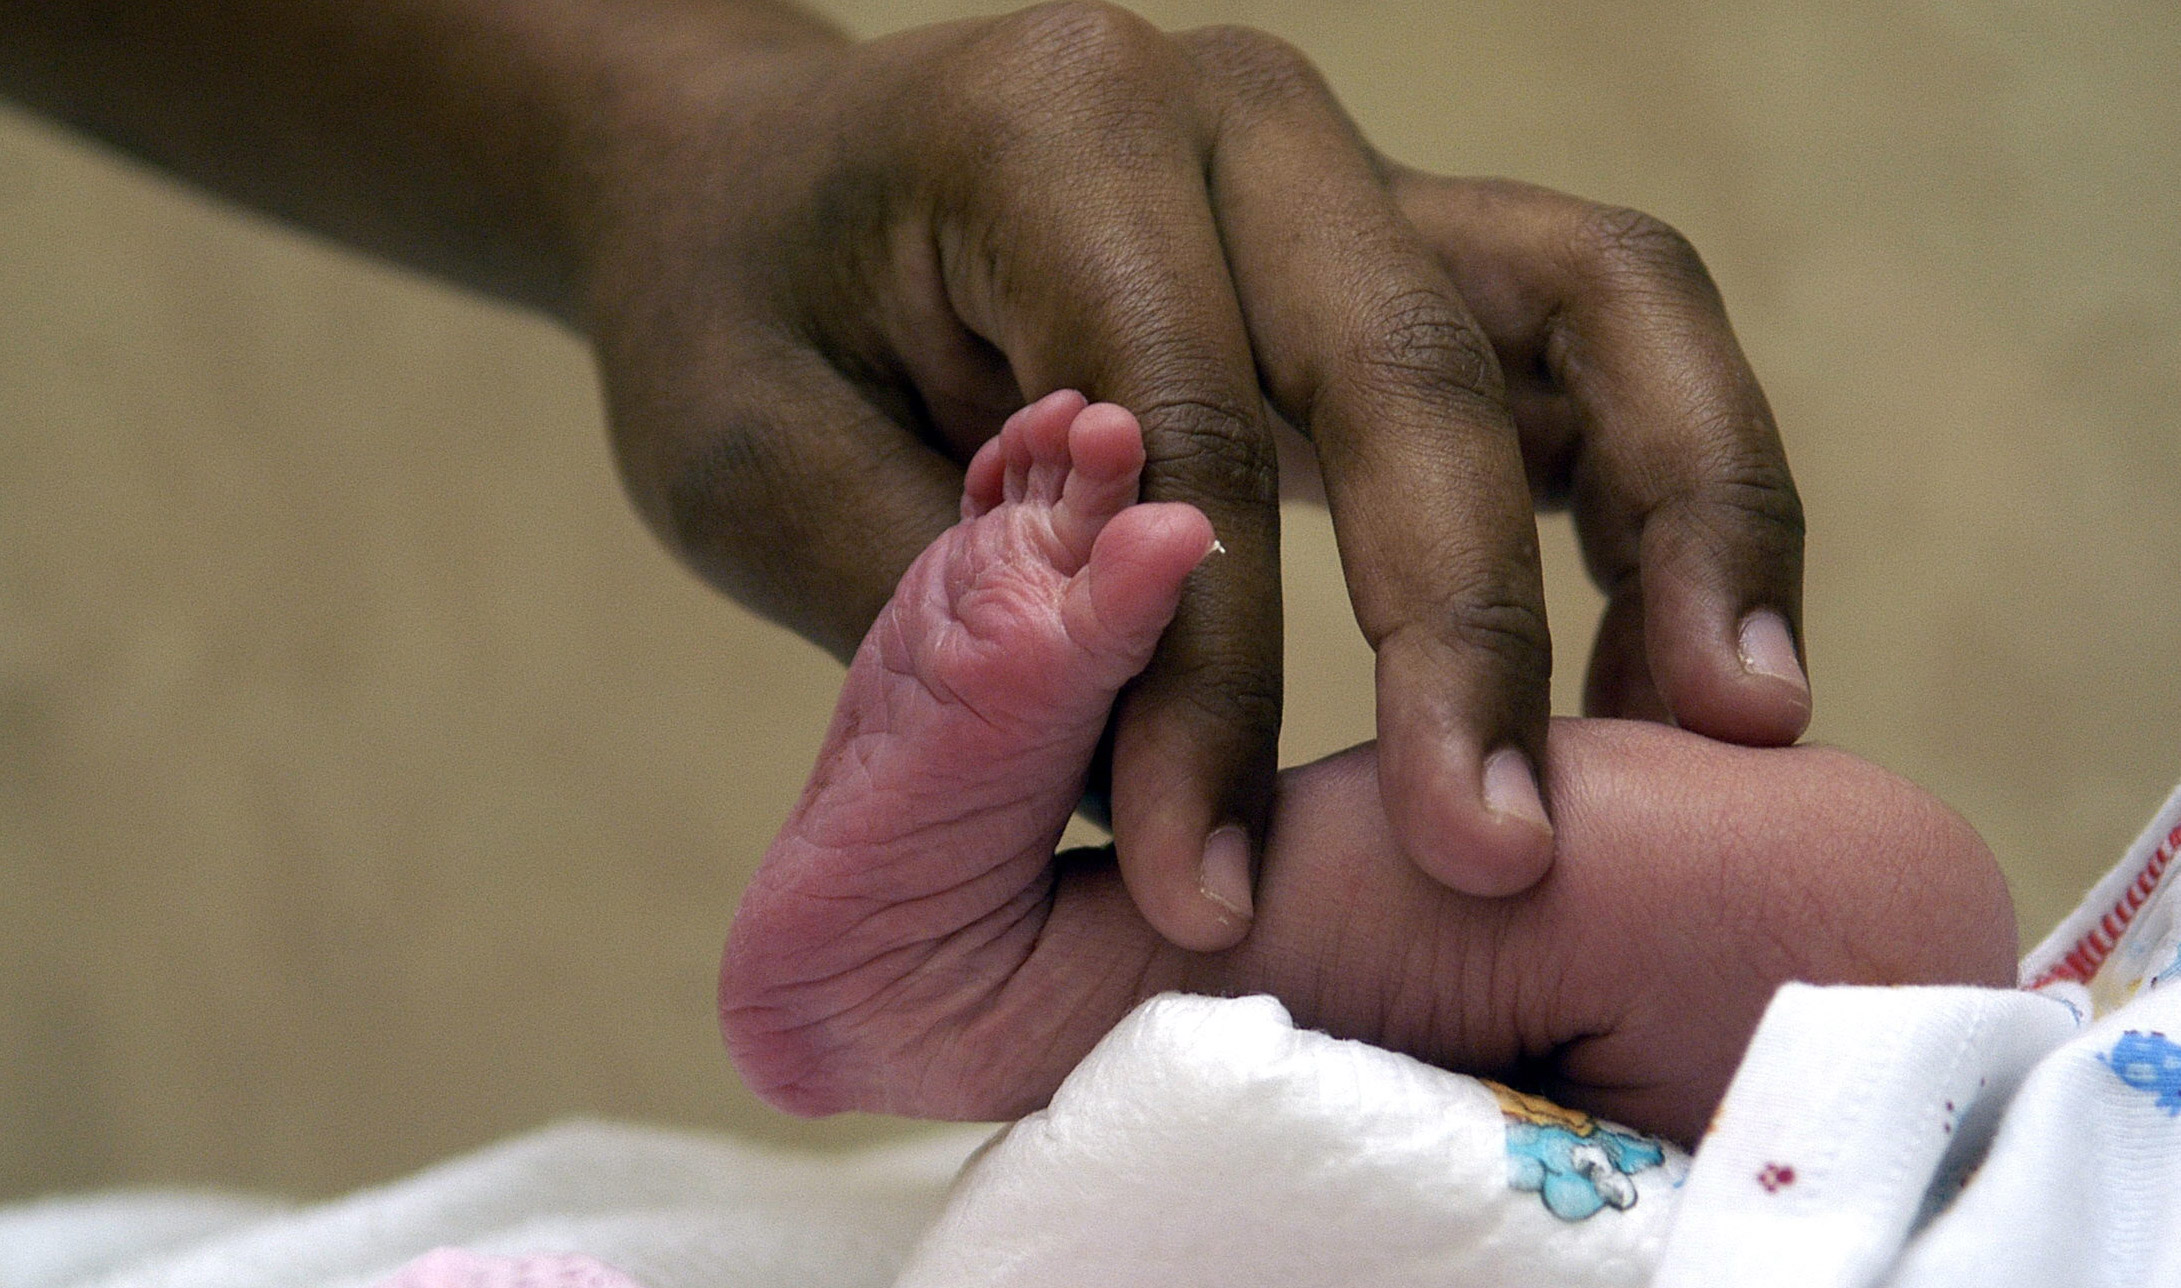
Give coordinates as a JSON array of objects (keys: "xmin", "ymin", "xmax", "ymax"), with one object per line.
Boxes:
[{"xmin": 0, "ymin": 0, "xmax": 844, "ymax": 319}]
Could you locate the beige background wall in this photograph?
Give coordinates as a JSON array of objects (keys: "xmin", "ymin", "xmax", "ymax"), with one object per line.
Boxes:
[{"xmin": 4, "ymin": 0, "xmax": 2177, "ymax": 1200}]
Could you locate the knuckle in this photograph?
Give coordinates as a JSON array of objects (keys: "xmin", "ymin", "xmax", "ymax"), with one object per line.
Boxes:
[
  {"xmin": 1667, "ymin": 444, "xmax": 1808, "ymax": 556},
  {"xmin": 656, "ymin": 423, "xmax": 776, "ymax": 567},
  {"xmin": 941, "ymin": 2, "xmax": 1179, "ymax": 166},
  {"xmin": 1133, "ymin": 392, "xmax": 1278, "ymax": 505},
  {"xmin": 1438, "ymin": 590, "xmax": 1555, "ymax": 693},
  {"xmin": 1362, "ymin": 290, "xmax": 1498, "ymax": 388},
  {"xmin": 1164, "ymin": 658, "xmax": 1285, "ymax": 742},
  {"xmin": 1568, "ymin": 204, "xmax": 1718, "ymax": 297},
  {"xmin": 1217, "ymin": 678, "xmax": 1285, "ymax": 743},
  {"xmin": 1183, "ymin": 24, "xmax": 1326, "ymax": 107},
  {"xmin": 985, "ymin": 1, "xmax": 1168, "ymax": 90},
  {"xmin": 1345, "ymin": 287, "xmax": 1505, "ymax": 405}
]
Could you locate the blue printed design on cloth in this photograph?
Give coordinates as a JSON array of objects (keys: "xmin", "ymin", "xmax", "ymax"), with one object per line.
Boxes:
[
  {"xmin": 2103, "ymin": 1030, "xmax": 2181, "ymax": 1115},
  {"xmin": 1505, "ymin": 1119, "xmax": 1667, "ymax": 1220},
  {"xmin": 1487, "ymin": 1081, "xmax": 1669, "ymax": 1220}
]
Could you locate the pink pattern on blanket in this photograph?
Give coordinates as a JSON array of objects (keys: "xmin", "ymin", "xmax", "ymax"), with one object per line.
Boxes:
[{"xmin": 375, "ymin": 1248, "xmax": 649, "ymax": 1288}]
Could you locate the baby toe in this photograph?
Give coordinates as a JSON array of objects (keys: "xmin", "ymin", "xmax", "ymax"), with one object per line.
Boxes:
[
  {"xmin": 1053, "ymin": 403, "xmax": 1149, "ymax": 559},
  {"xmin": 1065, "ymin": 501, "xmax": 1214, "ymax": 674},
  {"xmin": 995, "ymin": 390, "xmax": 1079, "ymax": 504},
  {"xmin": 963, "ymin": 434, "xmax": 1009, "ymax": 518}
]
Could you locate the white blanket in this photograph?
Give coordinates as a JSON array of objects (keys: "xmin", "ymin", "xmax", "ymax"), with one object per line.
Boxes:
[
  {"xmin": 0, "ymin": 1124, "xmax": 986, "ymax": 1288},
  {"xmin": 894, "ymin": 992, "xmax": 1687, "ymax": 1288}
]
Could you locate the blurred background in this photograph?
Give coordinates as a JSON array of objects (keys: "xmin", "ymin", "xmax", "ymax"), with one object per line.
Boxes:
[{"xmin": 4, "ymin": 0, "xmax": 2176, "ymax": 1201}]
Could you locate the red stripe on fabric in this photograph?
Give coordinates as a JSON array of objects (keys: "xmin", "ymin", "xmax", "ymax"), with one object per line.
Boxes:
[{"xmin": 2027, "ymin": 829, "xmax": 2181, "ymax": 991}]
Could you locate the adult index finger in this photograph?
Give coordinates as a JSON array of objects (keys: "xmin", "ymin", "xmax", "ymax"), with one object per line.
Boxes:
[
  {"xmin": 1181, "ymin": 24, "xmax": 1557, "ymax": 897},
  {"xmin": 926, "ymin": 5, "xmax": 1283, "ymax": 952}
]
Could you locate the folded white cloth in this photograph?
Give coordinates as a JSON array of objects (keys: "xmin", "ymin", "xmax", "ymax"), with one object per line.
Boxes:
[
  {"xmin": 1885, "ymin": 987, "xmax": 2181, "ymax": 1287},
  {"xmin": 895, "ymin": 993, "xmax": 1687, "ymax": 1288},
  {"xmin": 4, "ymin": 1005, "xmax": 1691, "ymax": 1288}
]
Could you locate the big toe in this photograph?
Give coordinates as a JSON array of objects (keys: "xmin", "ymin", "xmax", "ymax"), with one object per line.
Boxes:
[{"xmin": 1066, "ymin": 501, "xmax": 1215, "ymax": 673}]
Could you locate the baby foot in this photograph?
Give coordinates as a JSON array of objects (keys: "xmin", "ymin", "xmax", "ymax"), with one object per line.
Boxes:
[{"xmin": 721, "ymin": 390, "xmax": 1214, "ymax": 1115}]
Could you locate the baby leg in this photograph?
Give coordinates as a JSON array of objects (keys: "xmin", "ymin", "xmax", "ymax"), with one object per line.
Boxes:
[{"xmin": 721, "ymin": 391, "xmax": 1213, "ymax": 1116}]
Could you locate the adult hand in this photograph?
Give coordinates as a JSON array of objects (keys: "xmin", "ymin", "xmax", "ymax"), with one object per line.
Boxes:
[
  {"xmin": 587, "ymin": 3, "xmax": 1809, "ymax": 951},
  {"xmin": 3, "ymin": 0, "xmax": 1806, "ymax": 955}
]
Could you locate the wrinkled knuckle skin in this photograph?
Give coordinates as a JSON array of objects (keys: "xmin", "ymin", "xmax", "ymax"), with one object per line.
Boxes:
[
  {"xmin": 659, "ymin": 429, "xmax": 763, "ymax": 559},
  {"xmin": 654, "ymin": 425, "xmax": 818, "ymax": 617},
  {"xmin": 1571, "ymin": 204, "xmax": 1720, "ymax": 299},
  {"xmin": 1349, "ymin": 287, "xmax": 1506, "ymax": 406},
  {"xmin": 1645, "ymin": 471, "xmax": 1808, "ymax": 599},
  {"xmin": 1442, "ymin": 593, "xmax": 1555, "ymax": 697},
  {"xmin": 936, "ymin": 2, "xmax": 1179, "ymax": 169},
  {"xmin": 1210, "ymin": 678, "xmax": 1285, "ymax": 750},
  {"xmin": 1183, "ymin": 24, "xmax": 1327, "ymax": 110},
  {"xmin": 983, "ymin": 1, "xmax": 1170, "ymax": 93},
  {"xmin": 1135, "ymin": 393, "xmax": 1278, "ymax": 507},
  {"xmin": 1694, "ymin": 464, "xmax": 1808, "ymax": 560},
  {"xmin": 1158, "ymin": 660, "xmax": 1284, "ymax": 747}
]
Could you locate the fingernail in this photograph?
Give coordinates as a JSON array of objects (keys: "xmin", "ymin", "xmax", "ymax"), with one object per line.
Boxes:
[
  {"xmin": 1200, "ymin": 825, "xmax": 1254, "ymax": 922},
  {"xmin": 1737, "ymin": 610, "xmax": 1808, "ymax": 691},
  {"xmin": 1482, "ymin": 748, "xmax": 1551, "ymax": 834}
]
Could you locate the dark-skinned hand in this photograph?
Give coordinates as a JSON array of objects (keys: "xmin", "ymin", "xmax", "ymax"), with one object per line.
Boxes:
[
  {"xmin": 585, "ymin": 3, "xmax": 1810, "ymax": 950},
  {"xmin": 4, "ymin": 0, "xmax": 1809, "ymax": 953}
]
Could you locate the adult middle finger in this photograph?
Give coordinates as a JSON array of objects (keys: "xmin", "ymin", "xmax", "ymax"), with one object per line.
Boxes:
[{"xmin": 920, "ymin": 3, "xmax": 1289, "ymax": 952}]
